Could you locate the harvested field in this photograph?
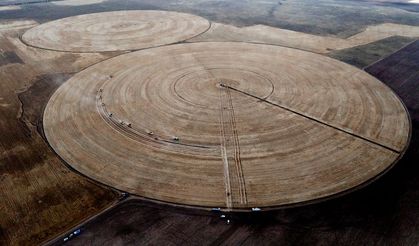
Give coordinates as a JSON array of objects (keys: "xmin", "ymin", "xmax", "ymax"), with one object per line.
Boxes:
[
  {"xmin": 21, "ymin": 11, "xmax": 210, "ymax": 52},
  {"xmin": 49, "ymin": 37, "xmax": 419, "ymax": 241},
  {"xmin": 50, "ymin": 32, "xmax": 419, "ymax": 246},
  {"xmin": 44, "ymin": 41, "xmax": 410, "ymax": 210},
  {"xmin": 0, "ymin": 2, "xmax": 418, "ymax": 245}
]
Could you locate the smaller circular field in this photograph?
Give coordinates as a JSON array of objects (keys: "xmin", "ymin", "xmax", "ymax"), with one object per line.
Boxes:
[{"xmin": 21, "ymin": 10, "xmax": 210, "ymax": 52}]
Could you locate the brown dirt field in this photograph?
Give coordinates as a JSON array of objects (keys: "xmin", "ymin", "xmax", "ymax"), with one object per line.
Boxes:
[{"xmin": 0, "ymin": 28, "xmax": 118, "ymax": 245}]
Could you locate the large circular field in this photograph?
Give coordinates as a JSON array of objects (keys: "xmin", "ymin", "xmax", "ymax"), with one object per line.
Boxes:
[
  {"xmin": 21, "ymin": 10, "xmax": 210, "ymax": 52},
  {"xmin": 43, "ymin": 42, "xmax": 410, "ymax": 211}
]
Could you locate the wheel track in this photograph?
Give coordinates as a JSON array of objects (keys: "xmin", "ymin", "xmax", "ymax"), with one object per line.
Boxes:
[{"xmin": 219, "ymin": 83, "xmax": 248, "ymax": 208}]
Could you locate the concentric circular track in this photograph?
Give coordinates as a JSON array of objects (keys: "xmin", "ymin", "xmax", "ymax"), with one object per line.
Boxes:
[
  {"xmin": 44, "ymin": 42, "xmax": 410, "ymax": 211},
  {"xmin": 21, "ymin": 10, "xmax": 210, "ymax": 52}
]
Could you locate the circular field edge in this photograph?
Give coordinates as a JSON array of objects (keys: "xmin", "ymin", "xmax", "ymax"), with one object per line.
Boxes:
[
  {"xmin": 21, "ymin": 10, "xmax": 211, "ymax": 53},
  {"xmin": 42, "ymin": 41, "xmax": 412, "ymax": 212}
]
